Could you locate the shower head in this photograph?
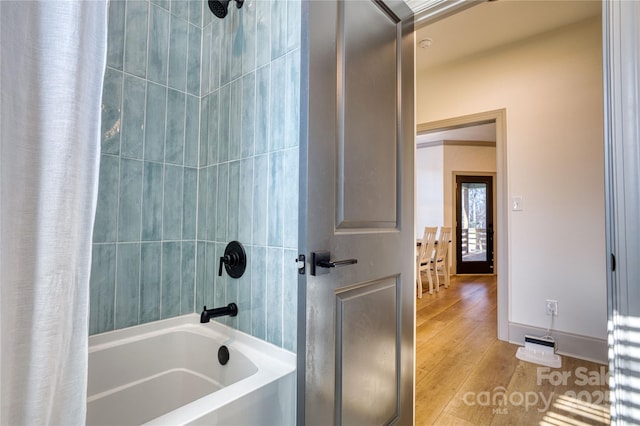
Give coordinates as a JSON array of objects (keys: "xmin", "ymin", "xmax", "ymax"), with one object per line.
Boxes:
[
  {"xmin": 208, "ymin": 0, "xmax": 229, "ymax": 18},
  {"xmin": 208, "ymin": 0, "xmax": 244, "ymax": 19}
]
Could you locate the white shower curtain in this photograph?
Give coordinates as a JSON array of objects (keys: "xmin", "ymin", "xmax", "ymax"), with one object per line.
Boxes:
[{"xmin": 0, "ymin": 1, "xmax": 107, "ymax": 424}]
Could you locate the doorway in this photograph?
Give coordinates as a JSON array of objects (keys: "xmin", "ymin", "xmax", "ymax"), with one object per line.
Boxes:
[
  {"xmin": 412, "ymin": 2, "xmax": 607, "ymax": 420},
  {"xmin": 455, "ymin": 174, "xmax": 494, "ymax": 274},
  {"xmin": 416, "ymin": 109, "xmax": 508, "ymax": 339}
]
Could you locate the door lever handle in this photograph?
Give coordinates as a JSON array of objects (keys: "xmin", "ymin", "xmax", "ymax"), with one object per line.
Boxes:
[
  {"xmin": 317, "ymin": 258, "xmax": 358, "ymax": 268},
  {"xmin": 310, "ymin": 251, "xmax": 357, "ymax": 276}
]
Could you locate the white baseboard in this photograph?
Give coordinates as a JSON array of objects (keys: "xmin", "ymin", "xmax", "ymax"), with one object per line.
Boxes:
[{"xmin": 508, "ymin": 322, "xmax": 607, "ymax": 365}]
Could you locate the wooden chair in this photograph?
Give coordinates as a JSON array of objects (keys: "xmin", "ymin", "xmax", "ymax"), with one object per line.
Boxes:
[
  {"xmin": 432, "ymin": 226, "xmax": 452, "ymax": 291},
  {"xmin": 416, "ymin": 226, "xmax": 438, "ymax": 297}
]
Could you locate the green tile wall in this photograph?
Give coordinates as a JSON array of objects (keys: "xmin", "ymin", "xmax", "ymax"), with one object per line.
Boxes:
[{"xmin": 91, "ymin": 0, "xmax": 300, "ymax": 353}]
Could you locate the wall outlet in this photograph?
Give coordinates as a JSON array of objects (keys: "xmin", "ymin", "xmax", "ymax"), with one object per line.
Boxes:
[{"xmin": 546, "ymin": 299, "xmax": 558, "ymax": 316}]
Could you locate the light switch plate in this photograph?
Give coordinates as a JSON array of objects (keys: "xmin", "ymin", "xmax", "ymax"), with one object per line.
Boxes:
[{"xmin": 512, "ymin": 196, "xmax": 523, "ymax": 211}]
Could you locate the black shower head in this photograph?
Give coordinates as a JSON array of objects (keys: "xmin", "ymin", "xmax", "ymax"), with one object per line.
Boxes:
[
  {"xmin": 208, "ymin": 0, "xmax": 244, "ymax": 19},
  {"xmin": 208, "ymin": 0, "xmax": 229, "ymax": 18}
]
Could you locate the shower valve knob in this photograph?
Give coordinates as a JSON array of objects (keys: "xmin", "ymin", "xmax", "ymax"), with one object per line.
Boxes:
[
  {"xmin": 219, "ymin": 253, "xmax": 239, "ymax": 275},
  {"xmin": 218, "ymin": 241, "xmax": 247, "ymax": 278}
]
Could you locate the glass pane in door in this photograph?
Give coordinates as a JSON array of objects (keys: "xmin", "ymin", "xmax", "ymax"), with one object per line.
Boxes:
[{"xmin": 460, "ymin": 182, "xmax": 487, "ymax": 263}]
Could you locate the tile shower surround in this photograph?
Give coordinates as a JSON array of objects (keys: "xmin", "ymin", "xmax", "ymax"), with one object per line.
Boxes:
[{"xmin": 91, "ymin": 0, "xmax": 300, "ymax": 352}]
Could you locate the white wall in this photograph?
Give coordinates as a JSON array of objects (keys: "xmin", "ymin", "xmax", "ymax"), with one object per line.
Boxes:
[
  {"xmin": 442, "ymin": 144, "xmax": 496, "ymax": 231},
  {"xmin": 415, "ymin": 144, "xmax": 444, "ymax": 237},
  {"xmin": 416, "ymin": 17, "xmax": 606, "ymax": 341}
]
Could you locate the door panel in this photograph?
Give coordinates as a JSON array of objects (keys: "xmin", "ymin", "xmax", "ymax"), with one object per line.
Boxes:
[
  {"xmin": 337, "ymin": 277, "xmax": 399, "ymax": 425},
  {"xmin": 299, "ymin": 0, "xmax": 414, "ymax": 424},
  {"xmin": 456, "ymin": 175, "xmax": 494, "ymax": 274},
  {"xmin": 339, "ymin": 1, "xmax": 398, "ymax": 229}
]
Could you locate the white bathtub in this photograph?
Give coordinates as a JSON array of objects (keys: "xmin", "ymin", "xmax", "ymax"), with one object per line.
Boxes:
[{"xmin": 87, "ymin": 314, "xmax": 296, "ymax": 425}]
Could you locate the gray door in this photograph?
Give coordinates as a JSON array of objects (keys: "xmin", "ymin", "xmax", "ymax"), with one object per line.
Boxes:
[{"xmin": 298, "ymin": 1, "xmax": 414, "ymax": 424}]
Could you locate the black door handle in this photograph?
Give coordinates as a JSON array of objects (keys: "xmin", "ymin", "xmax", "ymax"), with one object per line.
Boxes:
[
  {"xmin": 310, "ymin": 251, "xmax": 358, "ymax": 276},
  {"xmin": 317, "ymin": 258, "xmax": 358, "ymax": 268}
]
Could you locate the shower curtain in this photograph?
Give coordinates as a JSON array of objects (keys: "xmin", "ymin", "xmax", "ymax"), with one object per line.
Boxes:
[{"xmin": 0, "ymin": 1, "xmax": 107, "ymax": 424}]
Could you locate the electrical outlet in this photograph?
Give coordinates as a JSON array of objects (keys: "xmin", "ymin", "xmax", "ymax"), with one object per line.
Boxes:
[{"xmin": 546, "ymin": 299, "xmax": 558, "ymax": 316}]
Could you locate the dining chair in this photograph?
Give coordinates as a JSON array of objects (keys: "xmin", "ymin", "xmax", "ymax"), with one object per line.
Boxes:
[
  {"xmin": 432, "ymin": 226, "xmax": 452, "ymax": 291},
  {"xmin": 416, "ymin": 226, "xmax": 438, "ymax": 297}
]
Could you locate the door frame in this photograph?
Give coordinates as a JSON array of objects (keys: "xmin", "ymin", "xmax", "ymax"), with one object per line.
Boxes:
[
  {"xmin": 603, "ymin": 1, "xmax": 640, "ymax": 419},
  {"xmin": 453, "ymin": 172, "xmax": 496, "ymax": 275},
  {"xmin": 417, "ymin": 108, "xmax": 508, "ymax": 341}
]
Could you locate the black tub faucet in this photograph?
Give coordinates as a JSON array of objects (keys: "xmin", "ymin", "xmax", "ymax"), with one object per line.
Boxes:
[{"xmin": 200, "ymin": 303, "xmax": 238, "ymax": 323}]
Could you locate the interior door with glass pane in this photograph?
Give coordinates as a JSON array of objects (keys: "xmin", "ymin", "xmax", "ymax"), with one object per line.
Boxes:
[{"xmin": 456, "ymin": 175, "xmax": 494, "ymax": 274}]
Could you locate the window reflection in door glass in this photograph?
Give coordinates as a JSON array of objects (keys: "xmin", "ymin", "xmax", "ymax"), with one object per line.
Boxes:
[{"xmin": 461, "ymin": 183, "xmax": 487, "ymax": 262}]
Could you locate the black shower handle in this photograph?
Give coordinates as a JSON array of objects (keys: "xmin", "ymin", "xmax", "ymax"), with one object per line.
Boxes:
[
  {"xmin": 218, "ymin": 241, "xmax": 247, "ymax": 279},
  {"xmin": 219, "ymin": 253, "xmax": 240, "ymax": 276}
]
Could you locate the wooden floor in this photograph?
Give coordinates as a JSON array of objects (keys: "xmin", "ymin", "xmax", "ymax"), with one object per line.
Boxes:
[{"xmin": 415, "ymin": 274, "xmax": 610, "ymax": 425}]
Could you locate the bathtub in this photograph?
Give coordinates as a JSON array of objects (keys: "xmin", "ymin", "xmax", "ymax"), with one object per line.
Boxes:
[{"xmin": 87, "ymin": 314, "xmax": 296, "ymax": 425}]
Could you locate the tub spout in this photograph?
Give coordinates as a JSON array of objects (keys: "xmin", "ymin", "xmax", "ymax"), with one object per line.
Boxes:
[{"xmin": 200, "ymin": 303, "xmax": 238, "ymax": 323}]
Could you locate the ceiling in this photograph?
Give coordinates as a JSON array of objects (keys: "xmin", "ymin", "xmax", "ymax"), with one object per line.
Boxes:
[
  {"xmin": 414, "ymin": 0, "xmax": 601, "ymax": 144},
  {"xmin": 415, "ymin": 0, "xmax": 602, "ymax": 73}
]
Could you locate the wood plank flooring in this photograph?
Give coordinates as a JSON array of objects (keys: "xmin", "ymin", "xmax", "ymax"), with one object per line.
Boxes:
[{"xmin": 415, "ymin": 274, "xmax": 610, "ymax": 425}]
